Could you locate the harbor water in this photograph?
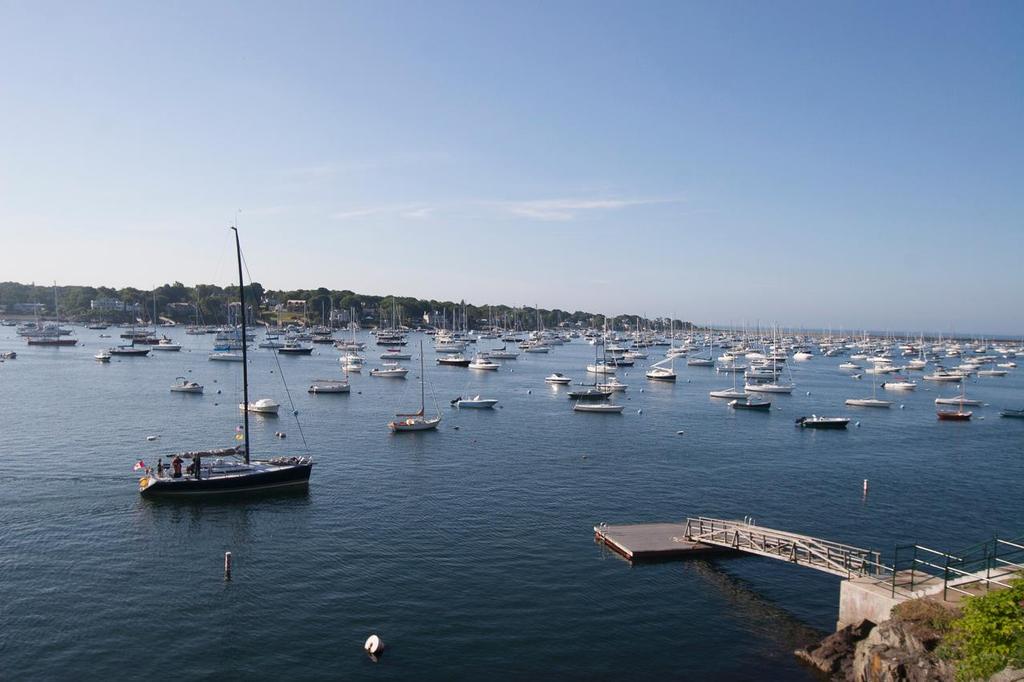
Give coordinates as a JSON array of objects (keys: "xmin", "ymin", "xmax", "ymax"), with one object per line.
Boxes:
[{"xmin": 2, "ymin": 329, "xmax": 1021, "ymax": 679}]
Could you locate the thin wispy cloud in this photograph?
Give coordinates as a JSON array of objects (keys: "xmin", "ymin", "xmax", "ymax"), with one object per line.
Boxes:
[
  {"xmin": 494, "ymin": 197, "xmax": 679, "ymax": 222},
  {"xmin": 328, "ymin": 196, "xmax": 683, "ymax": 223},
  {"xmin": 329, "ymin": 204, "xmax": 433, "ymax": 221}
]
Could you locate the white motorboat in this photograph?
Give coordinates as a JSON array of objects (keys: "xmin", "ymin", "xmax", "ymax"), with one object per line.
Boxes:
[
  {"xmin": 94, "ymin": 351, "xmax": 112, "ymax": 362},
  {"xmin": 881, "ymin": 381, "xmax": 917, "ymax": 391},
  {"xmin": 792, "ymin": 351, "xmax": 813, "ymax": 361},
  {"xmin": 308, "ymin": 379, "xmax": 350, "ymax": 394},
  {"xmin": 687, "ymin": 357, "xmax": 714, "ymax": 366},
  {"xmin": 240, "ymin": 398, "xmax": 280, "ymax": 414},
  {"xmin": 838, "ymin": 362, "xmax": 861, "ymax": 370},
  {"xmin": 452, "ymin": 395, "xmax": 498, "ymax": 409},
  {"xmin": 586, "ymin": 362, "xmax": 617, "ymax": 375},
  {"xmin": 370, "ymin": 365, "xmax": 409, "ymax": 378},
  {"xmin": 572, "ymin": 403, "xmax": 624, "ymax": 413},
  {"xmin": 434, "ymin": 339, "xmax": 466, "ymax": 353},
  {"xmin": 381, "ymin": 350, "xmax": 412, "ymax": 361},
  {"xmin": 908, "ymin": 358, "xmax": 928, "ymax": 370},
  {"xmin": 469, "ymin": 357, "xmax": 500, "ymax": 371},
  {"xmin": 487, "ymin": 347, "xmax": 520, "ymax": 359},
  {"xmin": 977, "ymin": 368, "xmax": 1008, "ymax": 377},
  {"xmin": 341, "ymin": 354, "xmax": 365, "ymax": 371},
  {"xmin": 152, "ymin": 338, "xmax": 182, "ymax": 351},
  {"xmin": 170, "ymin": 377, "xmax": 204, "ymax": 394},
  {"xmin": 545, "ymin": 373, "xmax": 573, "ymax": 385},
  {"xmin": 597, "ymin": 377, "xmax": 628, "ymax": 392},
  {"xmin": 209, "ymin": 352, "xmax": 244, "ymax": 362}
]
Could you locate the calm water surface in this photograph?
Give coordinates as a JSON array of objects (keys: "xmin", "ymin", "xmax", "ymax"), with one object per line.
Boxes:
[{"xmin": 2, "ymin": 329, "xmax": 1022, "ymax": 679}]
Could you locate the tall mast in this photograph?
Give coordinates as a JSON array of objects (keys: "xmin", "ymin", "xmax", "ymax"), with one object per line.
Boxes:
[
  {"xmin": 419, "ymin": 339, "xmax": 426, "ymax": 416},
  {"xmin": 232, "ymin": 226, "xmax": 251, "ymax": 464}
]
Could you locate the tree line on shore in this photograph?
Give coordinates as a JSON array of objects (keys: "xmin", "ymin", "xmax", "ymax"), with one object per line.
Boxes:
[{"xmin": 0, "ymin": 281, "xmax": 688, "ymax": 331}]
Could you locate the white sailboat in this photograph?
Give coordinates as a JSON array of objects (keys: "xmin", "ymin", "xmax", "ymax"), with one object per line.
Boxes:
[
  {"xmin": 645, "ymin": 356, "xmax": 676, "ymax": 382},
  {"xmin": 389, "ymin": 341, "xmax": 441, "ymax": 431}
]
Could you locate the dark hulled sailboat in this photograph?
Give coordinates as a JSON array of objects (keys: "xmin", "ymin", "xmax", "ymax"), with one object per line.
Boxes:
[{"xmin": 138, "ymin": 227, "xmax": 313, "ymax": 497}]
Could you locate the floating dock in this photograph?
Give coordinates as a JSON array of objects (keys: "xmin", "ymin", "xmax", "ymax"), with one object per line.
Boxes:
[{"xmin": 594, "ymin": 522, "xmax": 739, "ymax": 562}]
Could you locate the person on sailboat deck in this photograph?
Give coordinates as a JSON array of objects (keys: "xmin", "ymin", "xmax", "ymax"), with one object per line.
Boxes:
[
  {"xmin": 193, "ymin": 452, "xmax": 201, "ymax": 480},
  {"xmin": 156, "ymin": 458, "xmax": 164, "ymax": 477},
  {"xmin": 172, "ymin": 455, "xmax": 183, "ymax": 478}
]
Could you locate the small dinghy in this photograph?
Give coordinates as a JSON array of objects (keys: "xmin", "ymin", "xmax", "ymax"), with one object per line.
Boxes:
[{"xmin": 999, "ymin": 408, "xmax": 1024, "ymax": 418}]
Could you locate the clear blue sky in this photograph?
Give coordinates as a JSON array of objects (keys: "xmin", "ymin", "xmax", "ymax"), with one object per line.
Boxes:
[{"xmin": 1, "ymin": 1, "xmax": 1021, "ymax": 334}]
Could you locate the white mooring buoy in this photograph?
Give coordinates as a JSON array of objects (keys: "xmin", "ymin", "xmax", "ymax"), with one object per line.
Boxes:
[
  {"xmin": 364, "ymin": 634, "xmax": 384, "ymax": 656},
  {"xmin": 863, "ymin": 479, "xmax": 869, "ymax": 494},
  {"xmin": 224, "ymin": 551, "xmax": 232, "ymax": 580}
]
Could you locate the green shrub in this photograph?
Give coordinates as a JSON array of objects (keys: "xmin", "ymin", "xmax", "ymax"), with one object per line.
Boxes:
[{"xmin": 939, "ymin": 578, "xmax": 1024, "ymax": 681}]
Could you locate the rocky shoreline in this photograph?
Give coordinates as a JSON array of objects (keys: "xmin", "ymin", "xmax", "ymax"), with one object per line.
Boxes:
[{"xmin": 795, "ymin": 598, "xmax": 1023, "ymax": 682}]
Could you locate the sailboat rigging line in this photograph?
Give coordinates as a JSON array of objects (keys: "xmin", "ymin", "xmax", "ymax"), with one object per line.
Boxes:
[
  {"xmin": 270, "ymin": 346, "xmax": 311, "ymax": 455},
  {"xmin": 238, "ymin": 237, "xmax": 310, "ymax": 456}
]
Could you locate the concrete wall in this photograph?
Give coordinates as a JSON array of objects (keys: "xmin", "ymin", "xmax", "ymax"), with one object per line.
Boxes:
[{"xmin": 837, "ymin": 578, "xmax": 904, "ymax": 629}]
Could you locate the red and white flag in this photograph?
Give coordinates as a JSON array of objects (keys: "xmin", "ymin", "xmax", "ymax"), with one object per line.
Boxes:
[{"xmin": 133, "ymin": 460, "xmax": 146, "ymax": 471}]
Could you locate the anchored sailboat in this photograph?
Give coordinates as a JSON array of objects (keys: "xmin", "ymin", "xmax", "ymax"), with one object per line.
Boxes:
[
  {"xmin": 137, "ymin": 227, "xmax": 313, "ymax": 496},
  {"xmin": 389, "ymin": 340, "xmax": 441, "ymax": 431}
]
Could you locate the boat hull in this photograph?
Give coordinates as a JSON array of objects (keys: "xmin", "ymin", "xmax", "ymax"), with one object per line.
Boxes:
[{"xmin": 140, "ymin": 462, "xmax": 312, "ymax": 497}]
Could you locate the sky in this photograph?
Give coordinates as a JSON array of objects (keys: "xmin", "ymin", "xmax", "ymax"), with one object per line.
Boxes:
[{"xmin": 1, "ymin": 1, "xmax": 1022, "ymax": 334}]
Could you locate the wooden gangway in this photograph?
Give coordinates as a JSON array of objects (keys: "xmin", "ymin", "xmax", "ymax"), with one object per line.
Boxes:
[{"xmin": 682, "ymin": 517, "xmax": 888, "ymax": 579}]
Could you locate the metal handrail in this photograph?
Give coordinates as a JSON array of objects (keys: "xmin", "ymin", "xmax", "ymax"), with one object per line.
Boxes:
[{"xmin": 683, "ymin": 519, "xmax": 1021, "ymax": 601}]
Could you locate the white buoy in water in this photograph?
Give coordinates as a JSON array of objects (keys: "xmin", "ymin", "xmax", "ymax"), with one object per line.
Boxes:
[
  {"xmin": 863, "ymin": 479, "xmax": 869, "ymax": 494},
  {"xmin": 364, "ymin": 634, "xmax": 383, "ymax": 655},
  {"xmin": 527, "ymin": 389, "xmax": 532, "ymax": 394},
  {"xmin": 637, "ymin": 409, "xmax": 642, "ymax": 414},
  {"xmin": 640, "ymin": 388, "xmax": 644, "ymax": 393},
  {"xmin": 224, "ymin": 551, "xmax": 232, "ymax": 580},
  {"xmin": 146, "ymin": 435, "xmax": 158, "ymax": 441},
  {"xmin": 806, "ymin": 391, "xmax": 811, "ymax": 396},
  {"xmin": 676, "ymin": 430, "xmax": 685, "ymax": 435},
  {"xmin": 899, "ymin": 404, "xmax": 904, "ymax": 409},
  {"xmin": 855, "ymin": 421, "xmax": 861, "ymax": 427}
]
